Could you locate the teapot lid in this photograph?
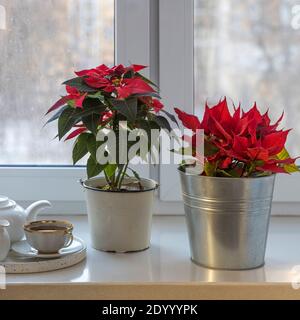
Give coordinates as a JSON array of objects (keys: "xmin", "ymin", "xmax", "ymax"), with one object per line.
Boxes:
[
  {"xmin": 0, "ymin": 219, "xmax": 10, "ymax": 227},
  {"xmin": 0, "ymin": 196, "xmax": 15, "ymax": 209}
]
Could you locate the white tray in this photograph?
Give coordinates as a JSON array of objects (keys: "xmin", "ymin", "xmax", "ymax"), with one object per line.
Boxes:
[{"xmin": 0, "ymin": 237, "xmax": 87, "ymax": 274}]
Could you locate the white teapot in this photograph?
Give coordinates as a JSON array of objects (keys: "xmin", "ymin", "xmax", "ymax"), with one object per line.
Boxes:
[
  {"xmin": 0, "ymin": 220, "xmax": 10, "ymax": 261},
  {"xmin": 0, "ymin": 196, "xmax": 51, "ymax": 243}
]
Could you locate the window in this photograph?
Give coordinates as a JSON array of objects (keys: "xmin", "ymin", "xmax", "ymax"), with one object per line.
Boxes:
[
  {"xmin": 194, "ymin": 0, "xmax": 300, "ymax": 158},
  {"xmin": 159, "ymin": 0, "xmax": 300, "ymax": 209},
  {"xmin": 0, "ymin": 0, "xmax": 114, "ymax": 164},
  {"xmin": 1, "ymin": 0, "xmax": 299, "ymax": 214},
  {"xmin": 0, "ymin": 0, "xmax": 151, "ymax": 213}
]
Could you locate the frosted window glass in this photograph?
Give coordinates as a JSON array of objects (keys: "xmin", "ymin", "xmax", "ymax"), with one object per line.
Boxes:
[
  {"xmin": 0, "ymin": 0, "xmax": 114, "ymax": 164},
  {"xmin": 194, "ymin": 0, "xmax": 300, "ymax": 157}
]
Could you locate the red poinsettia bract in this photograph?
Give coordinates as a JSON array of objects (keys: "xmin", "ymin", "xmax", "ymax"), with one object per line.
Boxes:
[
  {"xmin": 74, "ymin": 63, "xmax": 154, "ymax": 98},
  {"xmin": 47, "ymin": 64, "xmax": 163, "ymax": 116},
  {"xmin": 46, "ymin": 64, "xmax": 168, "ymax": 147},
  {"xmin": 175, "ymin": 98, "xmax": 299, "ymax": 177}
]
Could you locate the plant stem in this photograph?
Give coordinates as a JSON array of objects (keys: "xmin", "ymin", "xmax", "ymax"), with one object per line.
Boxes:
[
  {"xmin": 104, "ymin": 170, "xmax": 111, "ymax": 187},
  {"xmin": 117, "ymin": 163, "xmax": 129, "ymax": 189},
  {"xmin": 115, "ymin": 164, "xmax": 125, "ymax": 188},
  {"xmin": 240, "ymin": 163, "xmax": 247, "ymax": 177}
]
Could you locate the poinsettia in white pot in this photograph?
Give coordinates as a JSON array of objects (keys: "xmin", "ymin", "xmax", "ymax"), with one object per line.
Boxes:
[{"xmin": 45, "ymin": 63, "xmax": 175, "ymax": 252}]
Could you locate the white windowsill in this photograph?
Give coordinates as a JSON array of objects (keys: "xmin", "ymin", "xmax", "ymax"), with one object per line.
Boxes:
[
  {"xmin": 1, "ymin": 167, "xmax": 300, "ymax": 215},
  {"xmin": 2, "ymin": 215, "xmax": 300, "ymax": 299}
]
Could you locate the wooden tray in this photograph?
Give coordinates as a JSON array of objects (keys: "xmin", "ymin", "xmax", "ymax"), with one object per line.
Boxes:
[{"xmin": 0, "ymin": 238, "xmax": 86, "ymax": 274}]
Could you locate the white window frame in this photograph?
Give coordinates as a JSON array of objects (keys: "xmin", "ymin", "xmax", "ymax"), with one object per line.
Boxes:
[{"xmin": 0, "ymin": 0, "xmax": 299, "ymax": 216}]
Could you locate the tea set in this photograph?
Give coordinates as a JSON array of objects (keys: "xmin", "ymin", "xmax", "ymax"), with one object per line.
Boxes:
[{"xmin": 0, "ymin": 195, "xmax": 84, "ymax": 263}]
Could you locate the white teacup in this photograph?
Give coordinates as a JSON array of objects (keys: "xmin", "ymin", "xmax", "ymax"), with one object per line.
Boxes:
[{"xmin": 24, "ymin": 220, "xmax": 73, "ymax": 253}]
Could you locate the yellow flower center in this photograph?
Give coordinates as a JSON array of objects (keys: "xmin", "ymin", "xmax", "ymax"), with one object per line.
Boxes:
[{"xmin": 112, "ymin": 78, "xmax": 121, "ymax": 86}]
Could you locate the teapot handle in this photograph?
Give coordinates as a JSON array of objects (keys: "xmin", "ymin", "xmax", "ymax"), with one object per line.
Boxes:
[{"xmin": 25, "ymin": 200, "xmax": 52, "ymax": 222}]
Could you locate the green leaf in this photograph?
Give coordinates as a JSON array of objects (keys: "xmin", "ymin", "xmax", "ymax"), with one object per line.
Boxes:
[
  {"xmin": 57, "ymin": 100, "xmax": 106, "ymax": 140},
  {"xmin": 66, "ymin": 100, "xmax": 106, "ymax": 131},
  {"xmin": 67, "ymin": 99, "xmax": 76, "ymax": 108},
  {"xmin": 140, "ymin": 119, "xmax": 160, "ymax": 130},
  {"xmin": 44, "ymin": 105, "xmax": 68, "ymax": 126},
  {"xmin": 75, "ymin": 105, "xmax": 106, "ymax": 120},
  {"xmin": 88, "ymin": 91, "xmax": 104, "ymax": 100},
  {"xmin": 87, "ymin": 134, "xmax": 97, "ymax": 161},
  {"xmin": 82, "ymin": 97, "xmax": 106, "ymax": 111},
  {"xmin": 284, "ymin": 164, "xmax": 300, "ymax": 173},
  {"xmin": 82, "ymin": 113, "xmax": 101, "ymax": 135},
  {"xmin": 87, "ymin": 92, "xmax": 106, "ymax": 105},
  {"xmin": 160, "ymin": 109, "xmax": 179, "ymax": 126},
  {"xmin": 217, "ymin": 168, "xmax": 241, "ymax": 177},
  {"xmin": 104, "ymin": 164, "xmax": 118, "ymax": 179},
  {"xmin": 152, "ymin": 115, "xmax": 171, "ymax": 132},
  {"xmin": 70, "ymin": 98, "xmax": 106, "ymax": 123},
  {"xmin": 204, "ymin": 161, "xmax": 217, "ymax": 176},
  {"xmin": 139, "ymin": 120, "xmax": 159, "ymax": 139},
  {"xmin": 128, "ymin": 167, "xmax": 141, "ymax": 181},
  {"xmin": 72, "ymin": 133, "xmax": 91, "ymax": 164},
  {"xmin": 110, "ymin": 98, "xmax": 137, "ymax": 122},
  {"xmin": 276, "ymin": 147, "xmax": 291, "ymax": 160},
  {"xmin": 86, "ymin": 155, "xmax": 105, "ymax": 178},
  {"xmin": 123, "ymin": 69, "xmax": 134, "ymax": 79},
  {"xmin": 58, "ymin": 107, "xmax": 80, "ymax": 140},
  {"xmin": 204, "ymin": 140, "xmax": 219, "ymax": 157},
  {"xmin": 254, "ymin": 160, "xmax": 264, "ymax": 167},
  {"xmin": 63, "ymin": 77, "xmax": 96, "ymax": 92},
  {"xmin": 87, "ymin": 134, "xmax": 105, "ymax": 161},
  {"xmin": 276, "ymin": 147, "xmax": 300, "ymax": 173},
  {"xmin": 216, "ymin": 169, "xmax": 233, "ymax": 177},
  {"xmin": 138, "ymin": 120, "xmax": 161, "ymax": 156}
]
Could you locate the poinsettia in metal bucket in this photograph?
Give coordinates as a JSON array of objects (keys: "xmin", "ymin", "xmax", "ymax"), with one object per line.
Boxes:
[
  {"xmin": 175, "ymin": 98, "xmax": 299, "ymax": 269},
  {"xmin": 46, "ymin": 64, "xmax": 175, "ymax": 252}
]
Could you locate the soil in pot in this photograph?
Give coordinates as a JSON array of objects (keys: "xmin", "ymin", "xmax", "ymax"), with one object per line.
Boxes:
[{"xmin": 96, "ymin": 180, "xmax": 144, "ymax": 191}]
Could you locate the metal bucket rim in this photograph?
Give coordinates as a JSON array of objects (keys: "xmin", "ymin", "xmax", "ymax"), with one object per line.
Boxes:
[
  {"xmin": 178, "ymin": 166, "xmax": 276, "ymax": 180},
  {"xmin": 80, "ymin": 176, "xmax": 159, "ymax": 193}
]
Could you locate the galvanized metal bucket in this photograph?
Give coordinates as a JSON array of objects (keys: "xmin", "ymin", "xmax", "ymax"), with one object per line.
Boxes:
[{"xmin": 179, "ymin": 169, "xmax": 276, "ymax": 270}]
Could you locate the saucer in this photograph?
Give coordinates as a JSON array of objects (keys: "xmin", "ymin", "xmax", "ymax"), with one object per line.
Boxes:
[{"xmin": 11, "ymin": 236, "xmax": 85, "ymax": 259}]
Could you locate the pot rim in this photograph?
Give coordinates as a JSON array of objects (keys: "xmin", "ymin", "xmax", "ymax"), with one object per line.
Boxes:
[
  {"xmin": 178, "ymin": 166, "xmax": 276, "ymax": 180},
  {"xmin": 80, "ymin": 177, "xmax": 159, "ymax": 193}
]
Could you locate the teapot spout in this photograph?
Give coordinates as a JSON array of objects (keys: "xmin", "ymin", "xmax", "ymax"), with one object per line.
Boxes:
[{"xmin": 25, "ymin": 200, "xmax": 52, "ymax": 222}]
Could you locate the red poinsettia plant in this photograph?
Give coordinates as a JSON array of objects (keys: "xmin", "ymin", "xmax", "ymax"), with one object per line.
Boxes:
[
  {"xmin": 46, "ymin": 63, "xmax": 174, "ymax": 190},
  {"xmin": 175, "ymin": 98, "xmax": 299, "ymax": 177}
]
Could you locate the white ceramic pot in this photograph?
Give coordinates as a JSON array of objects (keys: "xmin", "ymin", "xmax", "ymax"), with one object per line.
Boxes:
[
  {"xmin": 0, "ymin": 220, "xmax": 10, "ymax": 261},
  {"xmin": 81, "ymin": 177, "xmax": 158, "ymax": 252}
]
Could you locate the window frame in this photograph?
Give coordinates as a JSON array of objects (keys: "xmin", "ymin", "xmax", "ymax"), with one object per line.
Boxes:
[
  {"xmin": 0, "ymin": 0, "xmax": 151, "ymax": 214},
  {"xmin": 0, "ymin": 0, "xmax": 299, "ymax": 215},
  {"xmin": 158, "ymin": 0, "xmax": 300, "ymax": 214}
]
